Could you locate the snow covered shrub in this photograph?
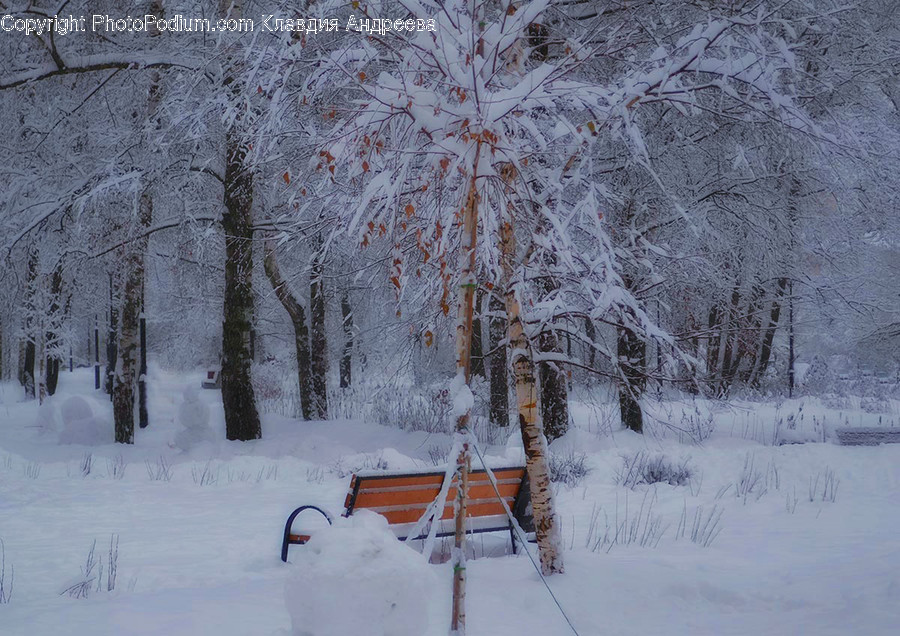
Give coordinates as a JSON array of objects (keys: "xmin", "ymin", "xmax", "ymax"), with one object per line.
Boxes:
[
  {"xmin": 801, "ymin": 356, "xmax": 834, "ymax": 395},
  {"xmin": 616, "ymin": 451, "xmax": 693, "ymax": 489},
  {"xmin": 145, "ymin": 456, "xmax": 174, "ymax": 482},
  {"xmin": 549, "ymin": 450, "xmax": 591, "ymax": 488},
  {"xmin": 191, "ymin": 460, "xmax": 218, "ymax": 486},
  {"xmin": 0, "ymin": 537, "xmax": 12, "ymax": 604},
  {"xmin": 427, "ymin": 443, "xmax": 449, "ymax": 467},
  {"xmin": 371, "ymin": 386, "xmax": 450, "ymax": 434},
  {"xmin": 860, "ymin": 395, "xmax": 890, "ymax": 414},
  {"xmin": 675, "ymin": 503, "xmax": 723, "ymax": 548},
  {"xmin": 786, "ymin": 487, "xmax": 799, "ymax": 514},
  {"xmin": 106, "ymin": 454, "xmax": 127, "ymax": 480},
  {"xmin": 60, "ymin": 540, "xmax": 101, "ymax": 599},
  {"xmin": 809, "ymin": 467, "xmax": 839, "ymax": 503},
  {"xmin": 60, "ymin": 535, "xmax": 118, "ymax": 599},
  {"xmin": 328, "ymin": 452, "xmax": 389, "ymax": 479},
  {"xmin": 284, "ymin": 510, "xmax": 435, "ymax": 636},
  {"xmin": 731, "ymin": 453, "xmax": 768, "ymax": 504},
  {"xmin": 22, "ymin": 461, "xmax": 40, "ymax": 479},
  {"xmin": 591, "ymin": 489, "xmax": 668, "ymax": 551},
  {"xmin": 79, "ymin": 452, "xmax": 93, "ymax": 478},
  {"xmin": 252, "ymin": 360, "xmax": 298, "ymax": 417},
  {"xmin": 256, "ymin": 463, "xmax": 278, "ymax": 483},
  {"xmin": 305, "ymin": 467, "xmax": 324, "ymax": 484}
]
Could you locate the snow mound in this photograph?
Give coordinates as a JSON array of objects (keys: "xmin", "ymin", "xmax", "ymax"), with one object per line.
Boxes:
[
  {"xmin": 34, "ymin": 400, "xmax": 61, "ymax": 436},
  {"xmin": 284, "ymin": 509, "xmax": 435, "ymax": 636},
  {"xmin": 58, "ymin": 396, "xmax": 110, "ymax": 445},
  {"xmin": 174, "ymin": 386, "xmax": 214, "ymax": 450}
]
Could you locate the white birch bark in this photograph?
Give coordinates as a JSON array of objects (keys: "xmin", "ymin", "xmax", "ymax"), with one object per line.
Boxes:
[{"xmin": 498, "ymin": 164, "xmax": 564, "ymax": 576}]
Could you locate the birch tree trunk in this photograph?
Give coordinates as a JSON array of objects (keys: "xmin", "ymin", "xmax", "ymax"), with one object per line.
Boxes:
[
  {"xmin": 450, "ymin": 147, "xmax": 481, "ymax": 635},
  {"xmin": 497, "ymin": 164, "xmax": 564, "ymax": 575},
  {"xmin": 263, "ymin": 237, "xmax": 315, "ymax": 420},
  {"xmin": 112, "ymin": 28, "xmax": 162, "ymax": 442},
  {"xmin": 112, "ymin": 199, "xmax": 148, "ymax": 444}
]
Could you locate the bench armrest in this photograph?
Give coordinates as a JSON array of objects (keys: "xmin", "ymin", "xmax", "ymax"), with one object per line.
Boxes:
[{"xmin": 281, "ymin": 505, "xmax": 333, "ymax": 562}]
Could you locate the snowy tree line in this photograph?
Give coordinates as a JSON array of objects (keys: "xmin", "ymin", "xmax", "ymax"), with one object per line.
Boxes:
[{"xmin": 1, "ymin": 0, "xmax": 898, "ymax": 624}]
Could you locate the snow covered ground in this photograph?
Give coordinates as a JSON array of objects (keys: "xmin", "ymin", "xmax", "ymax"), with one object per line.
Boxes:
[{"xmin": 1, "ymin": 367, "xmax": 899, "ymax": 635}]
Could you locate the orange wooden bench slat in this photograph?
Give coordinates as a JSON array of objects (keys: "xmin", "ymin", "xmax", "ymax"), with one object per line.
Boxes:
[
  {"xmin": 375, "ymin": 499, "xmax": 514, "ymax": 525},
  {"xmin": 351, "ymin": 481, "xmax": 521, "ymax": 509}
]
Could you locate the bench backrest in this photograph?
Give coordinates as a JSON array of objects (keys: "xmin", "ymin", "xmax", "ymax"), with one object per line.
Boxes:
[{"xmin": 343, "ymin": 466, "xmax": 530, "ymax": 540}]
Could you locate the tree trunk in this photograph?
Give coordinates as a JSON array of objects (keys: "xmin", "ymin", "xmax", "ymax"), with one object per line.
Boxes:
[
  {"xmin": 309, "ymin": 246, "xmax": 329, "ymax": 419},
  {"xmin": 749, "ymin": 278, "xmax": 787, "ymax": 387},
  {"xmin": 18, "ymin": 339, "xmax": 25, "ymax": 389},
  {"xmin": 21, "ymin": 247, "xmax": 38, "ymax": 399},
  {"xmin": 539, "ymin": 329, "xmax": 568, "ymax": 443},
  {"xmin": 46, "ymin": 358, "xmax": 60, "ymax": 396},
  {"xmin": 219, "ymin": 0, "xmax": 261, "ymax": 441},
  {"xmin": 340, "ymin": 291, "xmax": 352, "ymax": 389},
  {"xmin": 488, "ymin": 291, "xmax": 509, "ymax": 428},
  {"xmin": 23, "ymin": 339, "xmax": 35, "ymax": 400},
  {"xmin": 112, "ymin": 190, "xmax": 151, "ymax": 445},
  {"xmin": 221, "ymin": 133, "xmax": 262, "ymax": 441},
  {"xmin": 718, "ymin": 287, "xmax": 742, "ymax": 395},
  {"xmin": 499, "ymin": 216, "xmax": 564, "ymax": 575},
  {"xmin": 450, "ymin": 148, "xmax": 481, "ymax": 636},
  {"xmin": 37, "ymin": 328, "xmax": 46, "ymax": 404},
  {"xmin": 584, "ymin": 316, "xmax": 596, "ymax": 370},
  {"xmin": 45, "ymin": 266, "xmax": 63, "ymax": 396},
  {"xmin": 705, "ymin": 304, "xmax": 720, "ymax": 391},
  {"xmin": 263, "ymin": 237, "xmax": 315, "ymax": 420},
  {"xmin": 788, "ymin": 281, "xmax": 795, "ymax": 398},
  {"xmin": 617, "ymin": 325, "xmax": 646, "ymax": 433},
  {"xmin": 139, "ymin": 315, "xmax": 148, "ymax": 428},
  {"xmin": 470, "ymin": 289, "xmax": 485, "ymax": 378},
  {"xmin": 105, "ymin": 276, "xmax": 118, "ymax": 397}
]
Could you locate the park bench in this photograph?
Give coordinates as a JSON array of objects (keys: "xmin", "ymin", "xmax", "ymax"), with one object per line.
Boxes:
[
  {"xmin": 834, "ymin": 427, "xmax": 900, "ymax": 446},
  {"xmin": 281, "ymin": 465, "xmax": 533, "ymax": 562}
]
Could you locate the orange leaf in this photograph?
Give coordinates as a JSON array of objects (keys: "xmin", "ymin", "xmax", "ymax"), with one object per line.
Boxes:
[
  {"xmin": 424, "ymin": 331, "xmax": 434, "ymax": 347},
  {"xmin": 362, "ymin": 160, "xmax": 369, "ymax": 172},
  {"xmin": 282, "ymin": 171, "xmax": 291, "ymax": 184},
  {"xmin": 358, "ymin": 71, "xmax": 366, "ymax": 81},
  {"xmin": 405, "ymin": 203, "xmax": 415, "ymax": 217}
]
